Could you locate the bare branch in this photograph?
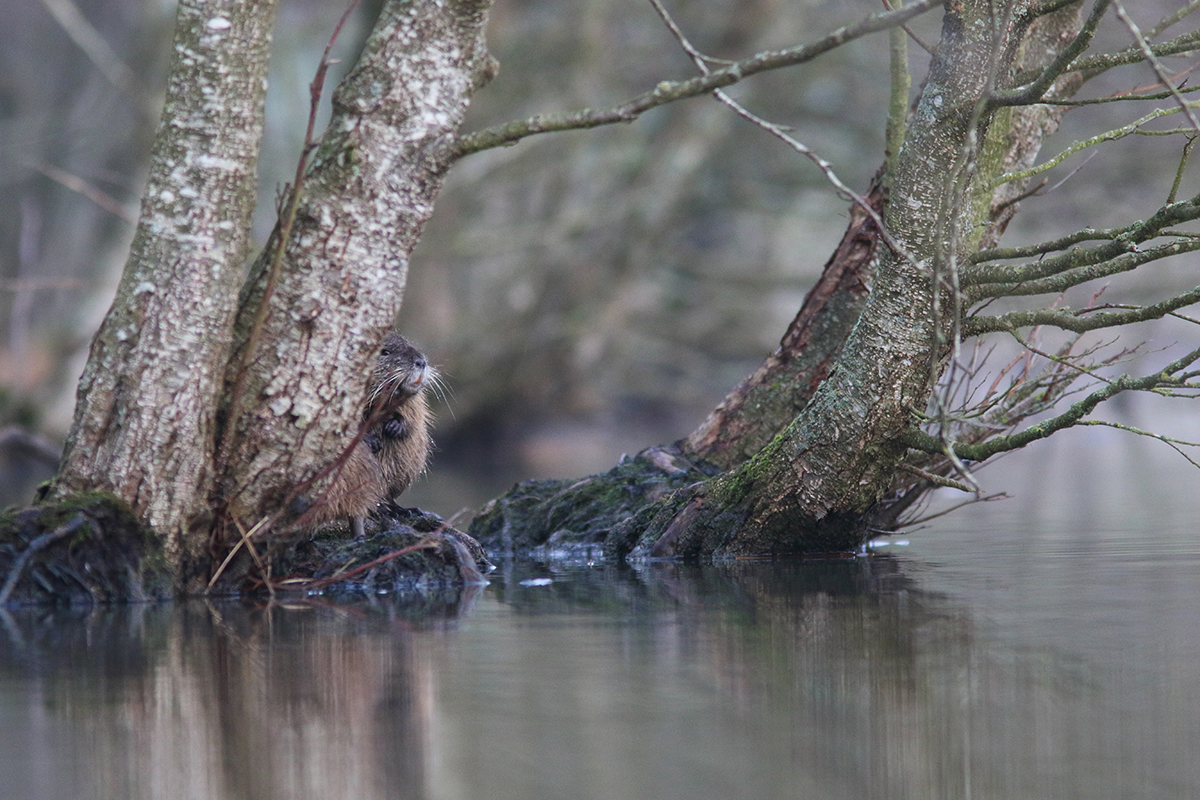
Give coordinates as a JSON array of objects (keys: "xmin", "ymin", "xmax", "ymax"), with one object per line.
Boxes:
[
  {"xmin": 970, "ymin": 224, "xmax": 1137, "ymax": 263},
  {"xmin": 1168, "ymin": 136, "xmax": 1197, "ymax": 204},
  {"xmin": 964, "ymin": 285, "xmax": 1200, "ymax": 336},
  {"xmin": 1068, "ymin": 28, "xmax": 1200, "ymax": 76},
  {"xmin": 991, "ymin": 0, "xmax": 1111, "ymax": 108},
  {"xmin": 39, "ymin": 0, "xmax": 138, "ymax": 95},
  {"xmin": 967, "ymin": 195, "xmax": 1200, "ymax": 287},
  {"xmin": 1145, "ymin": 0, "xmax": 1200, "ymax": 40},
  {"xmin": 967, "ymin": 240, "xmax": 1200, "ymax": 302},
  {"xmin": 1041, "ymin": 82, "xmax": 1200, "ymax": 107},
  {"xmin": 1113, "ymin": 0, "xmax": 1200, "ymax": 137},
  {"xmin": 899, "ymin": 492, "xmax": 1009, "ymax": 527},
  {"xmin": 1078, "ymin": 420, "xmax": 1200, "ymax": 467},
  {"xmin": 884, "ymin": 0, "xmax": 912, "ymax": 179},
  {"xmin": 900, "ymin": 346, "xmax": 1200, "ymax": 461},
  {"xmin": 646, "ymin": 0, "xmax": 916, "ymax": 264},
  {"xmin": 448, "ymin": 0, "xmax": 944, "ymax": 160},
  {"xmin": 897, "ymin": 463, "xmax": 975, "ymax": 492},
  {"xmin": 30, "ymin": 161, "xmax": 137, "ymax": 224},
  {"xmin": 991, "ymin": 103, "xmax": 1200, "ymax": 188}
]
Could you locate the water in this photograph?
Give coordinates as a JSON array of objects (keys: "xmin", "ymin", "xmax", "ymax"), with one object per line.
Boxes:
[
  {"xmin": 1, "ymin": 522, "xmax": 1198, "ymax": 800},
  {"xmin": 1, "ymin": 431, "xmax": 1198, "ymax": 799}
]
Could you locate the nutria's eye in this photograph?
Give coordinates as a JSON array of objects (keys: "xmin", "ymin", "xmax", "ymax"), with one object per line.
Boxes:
[{"xmin": 381, "ymin": 348, "xmax": 391, "ymax": 356}]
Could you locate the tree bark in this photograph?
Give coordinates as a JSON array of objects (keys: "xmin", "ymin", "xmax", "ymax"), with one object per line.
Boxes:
[
  {"xmin": 632, "ymin": 0, "xmax": 1032, "ymax": 557},
  {"xmin": 53, "ymin": 0, "xmax": 277, "ymax": 573},
  {"xmin": 212, "ymin": 0, "xmax": 495, "ymax": 556}
]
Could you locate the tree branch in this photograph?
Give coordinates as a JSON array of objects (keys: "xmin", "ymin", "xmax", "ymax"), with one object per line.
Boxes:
[
  {"xmin": 990, "ymin": 0, "xmax": 1110, "ymax": 108},
  {"xmin": 1078, "ymin": 420, "xmax": 1200, "ymax": 467},
  {"xmin": 969, "ymin": 224, "xmax": 1133, "ymax": 264},
  {"xmin": 1068, "ymin": 28, "xmax": 1200, "ymax": 76},
  {"xmin": 964, "ymin": 285, "xmax": 1200, "ymax": 336},
  {"xmin": 447, "ymin": 0, "xmax": 944, "ymax": 161},
  {"xmin": 990, "ymin": 103, "xmax": 1200, "ymax": 188},
  {"xmin": 900, "ymin": 345, "xmax": 1200, "ymax": 461},
  {"xmin": 967, "ymin": 240, "xmax": 1200, "ymax": 302},
  {"xmin": 1113, "ymin": 0, "xmax": 1200, "ymax": 136},
  {"xmin": 966, "ymin": 194, "xmax": 1200, "ymax": 287}
]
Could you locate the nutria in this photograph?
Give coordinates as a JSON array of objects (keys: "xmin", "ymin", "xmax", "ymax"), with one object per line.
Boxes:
[
  {"xmin": 363, "ymin": 332, "xmax": 433, "ymax": 496},
  {"xmin": 308, "ymin": 332, "xmax": 434, "ymax": 537}
]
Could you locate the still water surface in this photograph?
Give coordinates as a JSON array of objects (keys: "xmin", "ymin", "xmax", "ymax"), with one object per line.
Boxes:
[{"xmin": 2, "ymin": 516, "xmax": 1197, "ymax": 800}]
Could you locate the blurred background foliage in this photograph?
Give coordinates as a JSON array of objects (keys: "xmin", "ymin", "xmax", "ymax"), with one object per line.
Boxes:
[{"xmin": 1, "ymin": 0, "xmax": 1195, "ymax": 512}]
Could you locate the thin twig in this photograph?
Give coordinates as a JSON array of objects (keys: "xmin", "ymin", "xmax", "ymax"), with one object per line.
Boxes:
[
  {"xmin": 289, "ymin": 537, "xmax": 440, "ymax": 591},
  {"xmin": 646, "ymin": 0, "xmax": 916, "ymax": 264},
  {"xmin": 206, "ymin": 515, "xmax": 270, "ymax": 592},
  {"xmin": 451, "ymin": 0, "xmax": 945, "ymax": 160},
  {"xmin": 902, "ymin": 493, "xmax": 1009, "ymax": 526},
  {"xmin": 897, "ymin": 463, "xmax": 975, "ymax": 492},
  {"xmin": 38, "ymin": 0, "xmax": 138, "ymax": 94},
  {"xmin": 30, "ymin": 161, "xmax": 137, "ymax": 224},
  {"xmin": 1077, "ymin": 419, "xmax": 1200, "ymax": 467},
  {"xmin": 991, "ymin": 103, "xmax": 1200, "ymax": 188},
  {"xmin": 1168, "ymin": 136, "xmax": 1197, "ymax": 204}
]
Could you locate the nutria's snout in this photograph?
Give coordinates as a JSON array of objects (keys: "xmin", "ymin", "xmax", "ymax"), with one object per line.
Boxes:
[{"xmin": 406, "ymin": 354, "xmax": 429, "ymax": 392}]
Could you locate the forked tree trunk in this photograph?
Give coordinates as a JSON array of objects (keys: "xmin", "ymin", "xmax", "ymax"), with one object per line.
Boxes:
[{"xmin": 210, "ymin": 0, "xmax": 495, "ymax": 561}]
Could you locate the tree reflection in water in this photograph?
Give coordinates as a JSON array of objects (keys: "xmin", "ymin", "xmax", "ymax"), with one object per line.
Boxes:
[{"xmin": 1, "ymin": 548, "xmax": 1196, "ymax": 799}]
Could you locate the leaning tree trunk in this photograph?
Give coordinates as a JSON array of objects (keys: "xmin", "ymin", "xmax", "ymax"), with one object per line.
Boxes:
[
  {"xmin": 50, "ymin": 0, "xmax": 496, "ymax": 591},
  {"xmin": 631, "ymin": 0, "xmax": 1033, "ymax": 557},
  {"xmin": 469, "ymin": 0, "xmax": 1087, "ymax": 559},
  {"xmin": 209, "ymin": 0, "xmax": 495, "ymax": 561}
]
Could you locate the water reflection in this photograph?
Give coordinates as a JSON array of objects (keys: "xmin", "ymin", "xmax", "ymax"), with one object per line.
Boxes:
[
  {"xmin": 1, "ymin": 544, "xmax": 1197, "ymax": 799},
  {"xmin": 0, "ymin": 599, "xmax": 449, "ymax": 800}
]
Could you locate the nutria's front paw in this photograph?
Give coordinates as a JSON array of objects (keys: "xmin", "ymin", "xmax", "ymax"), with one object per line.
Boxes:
[{"xmin": 383, "ymin": 417, "xmax": 410, "ymax": 441}]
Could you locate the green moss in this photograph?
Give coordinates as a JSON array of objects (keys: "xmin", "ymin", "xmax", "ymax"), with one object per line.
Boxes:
[
  {"xmin": 470, "ymin": 445, "xmax": 712, "ymax": 555},
  {"xmin": 1, "ymin": 492, "xmax": 171, "ymax": 606}
]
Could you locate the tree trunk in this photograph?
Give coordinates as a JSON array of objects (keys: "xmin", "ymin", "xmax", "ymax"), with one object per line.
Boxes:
[
  {"xmin": 210, "ymin": 0, "xmax": 495, "ymax": 559},
  {"xmin": 50, "ymin": 0, "xmax": 496, "ymax": 590},
  {"xmin": 632, "ymin": 0, "xmax": 1046, "ymax": 557},
  {"xmin": 53, "ymin": 0, "xmax": 278, "ymax": 574}
]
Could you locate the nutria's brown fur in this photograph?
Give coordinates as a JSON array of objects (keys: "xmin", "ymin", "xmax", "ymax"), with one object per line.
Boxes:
[
  {"xmin": 308, "ymin": 332, "xmax": 434, "ymax": 537},
  {"xmin": 313, "ymin": 441, "xmax": 386, "ymax": 537},
  {"xmin": 364, "ymin": 332, "xmax": 433, "ymax": 500}
]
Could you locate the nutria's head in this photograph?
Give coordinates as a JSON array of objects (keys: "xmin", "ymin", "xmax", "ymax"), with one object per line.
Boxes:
[{"xmin": 368, "ymin": 332, "xmax": 431, "ymax": 409}]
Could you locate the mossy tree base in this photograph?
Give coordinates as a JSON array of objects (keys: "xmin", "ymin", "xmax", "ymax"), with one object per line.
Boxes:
[
  {"xmin": 0, "ymin": 495, "xmax": 173, "ymax": 607},
  {"xmin": 1, "ymin": 497, "xmax": 491, "ymax": 607},
  {"xmin": 468, "ymin": 444, "xmax": 875, "ymax": 561}
]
